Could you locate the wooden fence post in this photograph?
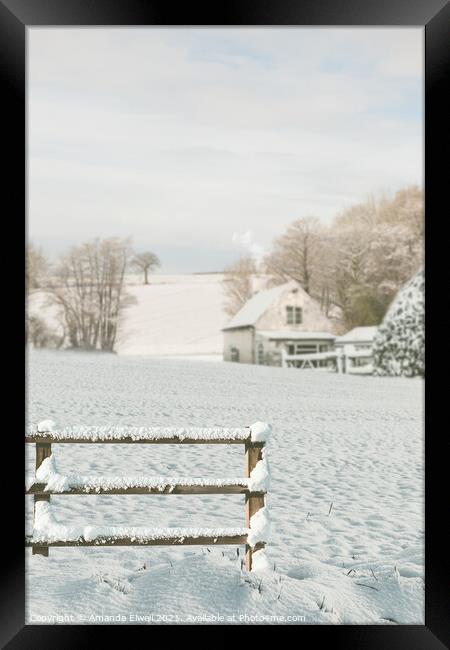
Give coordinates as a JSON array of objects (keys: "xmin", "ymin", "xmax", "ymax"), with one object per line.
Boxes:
[
  {"xmin": 33, "ymin": 442, "xmax": 51, "ymax": 556},
  {"xmin": 245, "ymin": 442, "xmax": 265, "ymax": 571}
]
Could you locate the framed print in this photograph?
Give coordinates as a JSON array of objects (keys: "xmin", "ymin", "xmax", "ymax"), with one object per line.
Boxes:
[{"xmin": 1, "ymin": 0, "xmax": 448, "ymax": 646}]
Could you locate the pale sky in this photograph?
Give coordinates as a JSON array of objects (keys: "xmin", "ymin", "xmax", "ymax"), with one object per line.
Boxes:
[{"xmin": 28, "ymin": 27, "xmax": 423, "ymax": 273}]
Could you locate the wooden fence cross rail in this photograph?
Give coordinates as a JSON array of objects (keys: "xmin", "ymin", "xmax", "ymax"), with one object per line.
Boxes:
[
  {"xmin": 25, "ymin": 422, "xmax": 271, "ymax": 571},
  {"xmin": 26, "ymin": 483, "xmax": 266, "ymax": 496}
]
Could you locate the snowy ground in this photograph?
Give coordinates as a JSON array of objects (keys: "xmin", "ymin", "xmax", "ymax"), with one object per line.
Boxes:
[
  {"xmin": 117, "ymin": 274, "xmax": 226, "ymax": 357},
  {"xmin": 26, "ymin": 350, "xmax": 424, "ymax": 625}
]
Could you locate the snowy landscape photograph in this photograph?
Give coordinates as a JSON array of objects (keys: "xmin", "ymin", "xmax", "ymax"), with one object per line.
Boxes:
[{"xmin": 25, "ymin": 26, "xmax": 424, "ymax": 626}]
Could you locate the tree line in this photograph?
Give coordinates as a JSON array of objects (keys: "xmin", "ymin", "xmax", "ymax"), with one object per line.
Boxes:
[
  {"xmin": 224, "ymin": 185, "xmax": 423, "ymax": 331},
  {"xmin": 26, "ymin": 238, "xmax": 160, "ymax": 352}
]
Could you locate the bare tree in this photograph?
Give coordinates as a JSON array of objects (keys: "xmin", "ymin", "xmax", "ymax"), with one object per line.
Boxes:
[
  {"xmin": 223, "ymin": 255, "xmax": 257, "ymax": 317},
  {"xmin": 26, "ymin": 243, "xmax": 49, "ymax": 294},
  {"xmin": 328, "ymin": 225, "xmax": 376, "ymax": 328},
  {"xmin": 130, "ymin": 251, "xmax": 160, "ymax": 285},
  {"xmin": 265, "ymin": 217, "xmax": 323, "ymax": 295},
  {"xmin": 48, "ymin": 237, "xmax": 134, "ymax": 351}
]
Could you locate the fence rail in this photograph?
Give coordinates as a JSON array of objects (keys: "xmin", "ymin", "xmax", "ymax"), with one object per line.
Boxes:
[
  {"xmin": 25, "ymin": 423, "xmax": 270, "ymax": 571},
  {"xmin": 26, "ymin": 535, "xmax": 252, "ymax": 548},
  {"xmin": 26, "ymin": 483, "xmax": 263, "ymax": 496},
  {"xmin": 25, "ymin": 436, "xmax": 261, "ymax": 445},
  {"xmin": 281, "ymin": 347, "xmax": 373, "ymax": 373}
]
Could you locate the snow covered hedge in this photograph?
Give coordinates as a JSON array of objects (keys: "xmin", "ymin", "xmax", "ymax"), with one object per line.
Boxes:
[{"xmin": 372, "ymin": 268, "xmax": 424, "ymax": 378}]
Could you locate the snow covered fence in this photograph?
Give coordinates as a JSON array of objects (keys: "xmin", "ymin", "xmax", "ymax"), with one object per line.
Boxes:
[
  {"xmin": 26, "ymin": 420, "xmax": 272, "ymax": 571},
  {"xmin": 281, "ymin": 348, "xmax": 373, "ymax": 374},
  {"xmin": 282, "ymin": 349, "xmax": 338, "ymax": 370}
]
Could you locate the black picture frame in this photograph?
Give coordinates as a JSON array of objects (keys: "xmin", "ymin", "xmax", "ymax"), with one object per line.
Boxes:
[{"xmin": 1, "ymin": 0, "xmax": 448, "ymax": 646}]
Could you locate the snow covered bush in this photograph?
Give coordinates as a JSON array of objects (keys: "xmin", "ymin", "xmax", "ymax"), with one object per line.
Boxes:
[
  {"xmin": 372, "ymin": 268, "xmax": 424, "ymax": 377},
  {"xmin": 26, "ymin": 314, "xmax": 64, "ymax": 349}
]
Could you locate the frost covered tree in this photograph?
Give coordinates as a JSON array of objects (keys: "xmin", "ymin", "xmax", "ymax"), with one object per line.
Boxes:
[
  {"xmin": 130, "ymin": 251, "xmax": 160, "ymax": 285},
  {"xmin": 326, "ymin": 223, "xmax": 379, "ymax": 328},
  {"xmin": 223, "ymin": 255, "xmax": 256, "ymax": 317},
  {"xmin": 372, "ymin": 268, "xmax": 424, "ymax": 377},
  {"xmin": 265, "ymin": 186, "xmax": 423, "ymax": 329},
  {"xmin": 364, "ymin": 187, "xmax": 424, "ymax": 310}
]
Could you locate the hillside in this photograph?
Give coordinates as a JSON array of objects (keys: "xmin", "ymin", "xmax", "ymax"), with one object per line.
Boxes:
[
  {"xmin": 28, "ymin": 274, "xmax": 228, "ymax": 358},
  {"xmin": 117, "ymin": 274, "xmax": 226, "ymax": 357}
]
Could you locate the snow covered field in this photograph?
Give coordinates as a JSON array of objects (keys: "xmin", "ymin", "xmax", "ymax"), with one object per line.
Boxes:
[
  {"xmin": 26, "ymin": 350, "xmax": 424, "ymax": 625},
  {"xmin": 28, "ymin": 274, "xmax": 227, "ymax": 358}
]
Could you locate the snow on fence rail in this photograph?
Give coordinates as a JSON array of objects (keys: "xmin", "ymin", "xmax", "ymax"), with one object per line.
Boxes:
[{"xmin": 25, "ymin": 420, "xmax": 272, "ymax": 571}]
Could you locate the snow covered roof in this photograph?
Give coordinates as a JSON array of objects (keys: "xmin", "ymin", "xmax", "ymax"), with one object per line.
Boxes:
[
  {"xmin": 222, "ymin": 283, "xmax": 291, "ymax": 330},
  {"xmin": 336, "ymin": 326, "xmax": 378, "ymax": 344},
  {"xmin": 257, "ymin": 331, "xmax": 335, "ymax": 341}
]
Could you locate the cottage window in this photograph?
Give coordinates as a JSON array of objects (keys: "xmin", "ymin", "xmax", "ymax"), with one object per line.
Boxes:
[
  {"xmin": 286, "ymin": 306, "xmax": 302, "ymax": 324},
  {"xmin": 295, "ymin": 344, "xmax": 317, "ymax": 354}
]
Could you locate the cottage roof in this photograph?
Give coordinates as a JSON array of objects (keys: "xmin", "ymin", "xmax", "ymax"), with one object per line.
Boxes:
[
  {"xmin": 222, "ymin": 283, "xmax": 290, "ymax": 330},
  {"xmin": 336, "ymin": 326, "xmax": 378, "ymax": 343}
]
